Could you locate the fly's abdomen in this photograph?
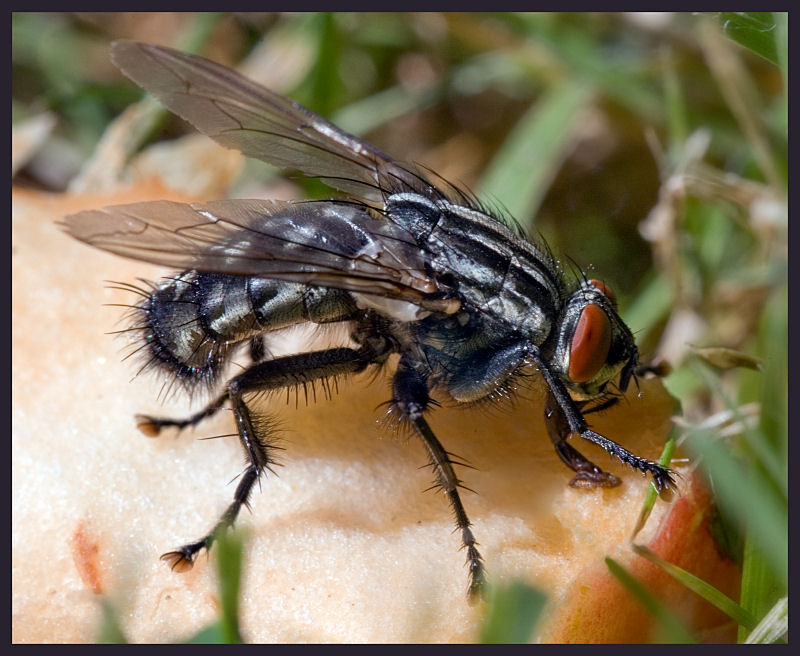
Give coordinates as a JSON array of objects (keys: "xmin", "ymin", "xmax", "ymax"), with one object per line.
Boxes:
[
  {"xmin": 247, "ymin": 277, "xmax": 358, "ymax": 328},
  {"xmin": 136, "ymin": 271, "xmax": 358, "ymax": 387}
]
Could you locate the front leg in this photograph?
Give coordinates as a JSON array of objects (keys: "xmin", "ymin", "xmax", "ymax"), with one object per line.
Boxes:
[
  {"xmin": 544, "ymin": 389, "xmax": 620, "ymax": 489},
  {"xmin": 529, "ymin": 347, "xmax": 676, "ymax": 498}
]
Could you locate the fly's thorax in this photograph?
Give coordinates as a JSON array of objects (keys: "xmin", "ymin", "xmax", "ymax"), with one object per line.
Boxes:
[
  {"xmin": 550, "ymin": 279, "xmax": 637, "ymax": 400},
  {"xmin": 384, "ymin": 192, "xmax": 442, "ymax": 242},
  {"xmin": 384, "ymin": 193, "xmax": 633, "ymax": 396},
  {"xmin": 385, "ymin": 192, "xmax": 561, "ymax": 340}
]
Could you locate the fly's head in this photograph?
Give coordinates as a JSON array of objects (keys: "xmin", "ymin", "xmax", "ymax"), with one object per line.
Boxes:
[{"xmin": 551, "ymin": 279, "xmax": 638, "ymax": 401}]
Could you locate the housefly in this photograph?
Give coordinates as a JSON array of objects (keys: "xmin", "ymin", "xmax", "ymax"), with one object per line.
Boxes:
[{"xmin": 62, "ymin": 41, "xmax": 675, "ymax": 598}]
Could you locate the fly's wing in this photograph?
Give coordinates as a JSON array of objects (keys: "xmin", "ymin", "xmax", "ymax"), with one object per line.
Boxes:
[
  {"xmin": 110, "ymin": 40, "xmax": 431, "ymax": 202},
  {"xmin": 62, "ymin": 199, "xmax": 455, "ymax": 310}
]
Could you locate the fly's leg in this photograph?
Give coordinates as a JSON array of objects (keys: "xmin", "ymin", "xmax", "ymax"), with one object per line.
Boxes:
[
  {"xmin": 135, "ymin": 395, "xmax": 227, "ymax": 437},
  {"xmin": 160, "ymin": 388, "xmax": 270, "ymax": 572},
  {"xmin": 161, "ymin": 343, "xmax": 388, "ymax": 572},
  {"xmin": 530, "ymin": 348, "xmax": 676, "ymax": 499},
  {"xmin": 393, "ymin": 360, "xmax": 486, "ymax": 600},
  {"xmin": 544, "ymin": 389, "xmax": 620, "ymax": 488},
  {"xmin": 249, "ymin": 336, "xmax": 266, "ymax": 363}
]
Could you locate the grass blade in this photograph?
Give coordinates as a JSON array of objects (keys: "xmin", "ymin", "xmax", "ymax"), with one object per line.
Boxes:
[
  {"xmin": 744, "ymin": 596, "xmax": 787, "ymax": 644},
  {"xmin": 714, "ymin": 12, "xmax": 780, "ymax": 65},
  {"xmin": 631, "ymin": 544, "xmax": 758, "ymax": 632},
  {"xmin": 480, "ymin": 581, "xmax": 547, "ymax": 644},
  {"xmin": 686, "ymin": 431, "xmax": 787, "ymax": 587},
  {"xmin": 631, "ymin": 427, "xmax": 679, "ymax": 538},
  {"xmin": 477, "ymin": 80, "xmax": 593, "ymax": 225}
]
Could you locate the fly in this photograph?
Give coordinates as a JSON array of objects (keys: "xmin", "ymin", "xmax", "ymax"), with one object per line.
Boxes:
[{"xmin": 62, "ymin": 41, "xmax": 675, "ymax": 599}]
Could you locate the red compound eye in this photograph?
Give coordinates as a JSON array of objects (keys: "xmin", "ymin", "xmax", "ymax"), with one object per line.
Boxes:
[
  {"xmin": 569, "ymin": 304, "xmax": 612, "ymax": 383},
  {"xmin": 589, "ymin": 278, "xmax": 616, "ymax": 304}
]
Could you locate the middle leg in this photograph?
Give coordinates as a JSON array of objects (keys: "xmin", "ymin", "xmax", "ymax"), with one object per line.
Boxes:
[
  {"xmin": 392, "ymin": 358, "xmax": 486, "ymax": 600},
  {"xmin": 530, "ymin": 347, "xmax": 676, "ymax": 496}
]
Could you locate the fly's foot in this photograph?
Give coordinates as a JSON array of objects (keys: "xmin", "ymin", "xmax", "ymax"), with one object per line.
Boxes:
[
  {"xmin": 136, "ymin": 414, "xmax": 170, "ymax": 437},
  {"xmin": 612, "ymin": 447, "xmax": 677, "ymax": 497},
  {"xmin": 136, "ymin": 394, "xmax": 228, "ymax": 437},
  {"xmin": 466, "ymin": 544, "xmax": 487, "ymax": 603},
  {"xmin": 569, "ymin": 467, "xmax": 621, "ymax": 489},
  {"xmin": 135, "ymin": 411, "xmax": 221, "ymax": 437},
  {"xmin": 161, "ymin": 539, "xmax": 209, "ymax": 572},
  {"xmin": 650, "ymin": 465, "xmax": 679, "ymax": 502},
  {"xmin": 611, "ymin": 450, "xmax": 678, "ymax": 501}
]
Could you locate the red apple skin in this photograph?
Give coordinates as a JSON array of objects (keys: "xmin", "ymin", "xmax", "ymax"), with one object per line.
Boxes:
[{"xmin": 540, "ymin": 471, "xmax": 740, "ymax": 643}]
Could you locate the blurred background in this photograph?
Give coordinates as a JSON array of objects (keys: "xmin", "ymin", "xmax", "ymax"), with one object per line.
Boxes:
[{"xmin": 12, "ymin": 12, "xmax": 786, "ymax": 643}]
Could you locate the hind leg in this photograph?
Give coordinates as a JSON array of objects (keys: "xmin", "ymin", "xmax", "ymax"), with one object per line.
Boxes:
[{"xmin": 158, "ymin": 344, "xmax": 385, "ymax": 571}]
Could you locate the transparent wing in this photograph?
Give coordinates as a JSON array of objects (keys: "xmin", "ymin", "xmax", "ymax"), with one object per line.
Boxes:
[
  {"xmin": 111, "ymin": 40, "xmax": 432, "ymax": 201},
  {"xmin": 62, "ymin": 199, "xmax": 441, "ymax": 302}
]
